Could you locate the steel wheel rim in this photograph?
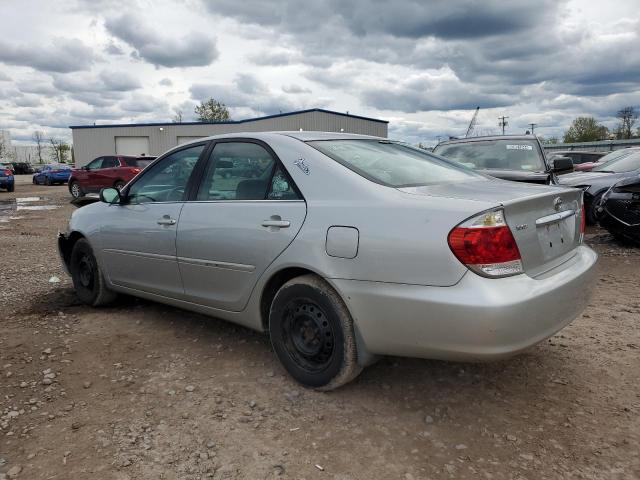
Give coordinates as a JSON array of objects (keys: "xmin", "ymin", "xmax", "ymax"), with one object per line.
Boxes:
[
  {"xmin": 71, "ymin": 183, "xmax": 80, "ymax": 197},
  {"xmin": 78, "ymin": 254, "xmax": 95, "ymax": 290},
  {"xmin": 281, "ymin": 300, "xmax": 335, "ymax": 373}
]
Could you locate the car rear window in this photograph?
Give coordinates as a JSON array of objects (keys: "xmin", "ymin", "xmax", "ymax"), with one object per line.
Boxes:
[
  {"xmin": 434, "ymin": 140, "xmax": 545, "ymax": 172},
  {"xmin": 593, "ymin": 152, "xmax": 640, "ymax": 173},
  {"xmin": 123, "ymin": 158, "xmax": 153, "ymax": 168},
  {"xmin": 308, "ymin": 140, "xmax": 481, "ymax": 187}
]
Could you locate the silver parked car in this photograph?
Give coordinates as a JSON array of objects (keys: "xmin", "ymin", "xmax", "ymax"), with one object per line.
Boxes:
[{"xmin": 58, "ymin": 132, "xmax": 598, "ymax": 390}]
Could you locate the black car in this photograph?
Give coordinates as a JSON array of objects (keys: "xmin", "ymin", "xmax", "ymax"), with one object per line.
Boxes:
[
  {"xmin": 559, "ymin": 152, "xmax": 640, "ymax": 224},
  {"xmin": 10, "ymin": 162, "xmax": 35, "ymax": 175},
  {"xmin": 598, "ymin": 176, "xmax": 640, "ymax": 245},
  {"xmin": 433, "ymin": 135, "xmax": 572, "ymax": 185}
]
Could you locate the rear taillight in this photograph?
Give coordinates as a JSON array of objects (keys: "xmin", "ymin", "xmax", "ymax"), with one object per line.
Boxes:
[
  {"xmin": 579, "ymin": 198, "xmax": 586, "ymax": 242},
  {"xmin": 131, "ymin": 168, "xmax": 141, "ymax": 173},
  {"xmin": 448, "ymin": 209, "xmax": 523, "ymax": 278},
  {"xmin": 3, "ymin": 169, "xmax": 12, "ymax": 176}
]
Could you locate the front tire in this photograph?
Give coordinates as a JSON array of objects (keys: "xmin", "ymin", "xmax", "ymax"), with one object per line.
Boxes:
[
  {"xmin": 114, "ymin": 180, "xmax": 126, "ymax": 191},
  {"xmin": 269, "ymin": 274, "xmax": 362, "ymax": 390},
  {"xmin": 69, "ymin": 238, "xmax": 117, "ymax": 307},
  {"xmin": 45, "ymin": 176, "xmax": 52, "ymax": 186},
  {"xmin": 586, "ymin": 193, "xmax": 604, "ymax": 225}
]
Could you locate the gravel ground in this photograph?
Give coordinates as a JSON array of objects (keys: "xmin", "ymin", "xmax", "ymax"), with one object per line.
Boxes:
[{"xmin": 1, "ymin": 177, "xmax": 639, "ymax": 480}]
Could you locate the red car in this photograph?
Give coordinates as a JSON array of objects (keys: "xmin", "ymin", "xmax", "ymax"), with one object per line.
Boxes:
[{"xmin": 68, "ymin": 155, "xmax": 155, "ymax": 198}]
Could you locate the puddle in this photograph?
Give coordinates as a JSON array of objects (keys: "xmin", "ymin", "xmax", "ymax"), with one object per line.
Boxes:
[
  {"xmin": 16, "ymin": 205, "xmax": 59, "ymax": 211},
  {"xmin": 16, "ymin": 197, "xmax": 43, "ymax": 203},
  {"xmin": 0, "ymin": 197, "xmax": 60, "ymax": 223}
]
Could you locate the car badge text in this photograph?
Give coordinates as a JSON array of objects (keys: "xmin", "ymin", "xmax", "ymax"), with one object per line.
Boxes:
[
  {"xmin": 515, "ymin": 224, "xmax": 528, "ymax": 231},
  {"xmin": 294, "ymin": 158, "xmax": 310, "ymax": 175}
]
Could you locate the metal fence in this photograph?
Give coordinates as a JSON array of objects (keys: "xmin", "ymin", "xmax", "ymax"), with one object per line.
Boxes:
[{"xmin": 543, "ymin": 138, "xmax": 640, "ymax": 152}]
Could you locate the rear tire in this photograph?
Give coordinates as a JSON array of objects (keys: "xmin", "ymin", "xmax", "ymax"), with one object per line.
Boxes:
[
  {"xmin": 45, "ymin": 176, "xmax": 52, "ymax": 186},
  {"xmin": 7, "ymin": 183, "xmax": 14, "ymax": 192},
  {"xmin": 69, "ymin": 238, "xmax": 117, "ymax": 307},
  {"xmin": 269, "ymin": 274, "xmax": 362, "ymax": 391},
  {"xmin": 69, "ymin": 181, "xmax": 84, "ymax": 198}
]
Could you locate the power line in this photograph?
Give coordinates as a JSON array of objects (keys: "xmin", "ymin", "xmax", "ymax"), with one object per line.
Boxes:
[{"xmin": 498, "ymin": 116, "xmax": 509, "ymax": 135}]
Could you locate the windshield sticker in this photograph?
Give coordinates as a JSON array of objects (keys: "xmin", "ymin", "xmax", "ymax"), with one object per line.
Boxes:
[{"xmin": 506, "ymin": 144, "xmax": 533, "ymax": 150}]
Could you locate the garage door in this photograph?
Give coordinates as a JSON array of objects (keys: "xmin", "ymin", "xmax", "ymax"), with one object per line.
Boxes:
[
  {"xmin": 115, "ymin": 136, "xmax": 150, "ymax": 156},
  {"xmin": 177, "ymin": 136, "xmax": 205, "ymax": 145}
]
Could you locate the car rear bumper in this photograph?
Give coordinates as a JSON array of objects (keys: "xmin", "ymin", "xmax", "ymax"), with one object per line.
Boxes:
[
  {"xmin": 331, "ymin": 245, "xmax": 598, "ymax": 361},
  {"xmin": 0, "ymin": 177, "xmax": 14, "ymax": 186}
]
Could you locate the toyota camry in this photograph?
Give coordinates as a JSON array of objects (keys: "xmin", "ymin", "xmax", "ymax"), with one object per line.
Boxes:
[{"xmin": 58, "ymin": 132, "xmax": 598, "ymax": 390}]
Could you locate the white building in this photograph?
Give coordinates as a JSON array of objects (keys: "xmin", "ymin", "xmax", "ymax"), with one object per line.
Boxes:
[{"xmin": 70, "ymin": 108, "xmax": 388, "ymax": 167}]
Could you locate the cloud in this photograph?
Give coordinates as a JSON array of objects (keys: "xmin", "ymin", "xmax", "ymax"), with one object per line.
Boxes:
[
  {"xmin": 190, "ymin": 73, "xmax": 311, "ymax": 116},
  {"xmin": 0, "ymin": 37, "xmax": 95, "ymax": 73},
  {"xmin": 105, "ymin": 13, "xmax": 219, "ymax": 67},
  {"xmin": 282, "ymin": 84, "xmax": 311, "ymax": 94},
  {"xmin": 159, "ymin": 78, "xmax": 173, "ymax": 86}
]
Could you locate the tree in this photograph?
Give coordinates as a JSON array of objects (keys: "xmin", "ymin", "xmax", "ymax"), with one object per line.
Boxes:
[
  {"xmin": 32, "ymin": 131, "xmax": 45, "ymax": 163},
  {"xmin": 49, "ymin": 138, "xmax": 70, "ymax": 163},
  {"xmin": 540, "ymin": 136, "xmax": 559, "ymax": 145},
  {"xmin": 0, "ymin": 134, "xmax": 10, "ymax": 161},
  {"xmin": 194, "ymin": 98, "xmax": 231, "ymax": 122},
  {"xmin": 172, "ymin": 110, "xmax": 183, "ymax": 123},
  {"xmin": 562, "ymin": 117, "xmax": 609, "ymax": 143},
  {"xmin": 615, "ymin": 106, "xmax": 637, "ymax": 139}
]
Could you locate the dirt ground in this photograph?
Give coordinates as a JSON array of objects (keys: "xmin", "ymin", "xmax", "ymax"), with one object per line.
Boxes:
[{"xmin": 1, "ymin": 176, "xmax": 639, "ymax": 480}]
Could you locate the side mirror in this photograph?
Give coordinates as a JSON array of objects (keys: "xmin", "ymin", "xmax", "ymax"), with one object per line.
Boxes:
[
  {"xmin": 82, "ymin": 165, "xmax": 90, "ymax": 171},
  {"xmin": 552, "ymin": 156, "xmax": 573, "ymax": 174},
  {"xmin": 100, "ymin": 187, "xmax": 121, "ymax": 204}
]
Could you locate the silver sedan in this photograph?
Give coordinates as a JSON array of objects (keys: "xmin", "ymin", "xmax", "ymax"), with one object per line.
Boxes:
[{"xmin": 58, "ymin": 132, "xmax": 598, "ymax": 390}]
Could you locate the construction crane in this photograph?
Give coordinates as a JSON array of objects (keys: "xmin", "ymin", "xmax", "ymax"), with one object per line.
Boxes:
[{"xmin": 465, "ymin": 106, "xmax": 480, "ymax": 138}]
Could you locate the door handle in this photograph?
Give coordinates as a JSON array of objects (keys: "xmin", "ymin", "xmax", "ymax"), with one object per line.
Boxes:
[
  {"xmin": 262, "ymin": 216, "xmax": 290, "ymax": 229},
  {"xmin": 157, "ymin": 216, "xmax": 176, "ymax": 226}
]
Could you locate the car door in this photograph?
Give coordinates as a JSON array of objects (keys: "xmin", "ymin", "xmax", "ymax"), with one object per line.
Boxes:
[
  {"xmin": 98, "ymin": 143, "xmax": 207, "ymax": 297},
  {"xmin": 83, "ymin": 157, "xmax": 104, "ymax": 192},
  {"xmin": 176, "ymin": 140, "xmax": 307, "ymax": 311},
  {"xmin": 94, "ymin": 156, "xmax": 118, "ymax": 189}
]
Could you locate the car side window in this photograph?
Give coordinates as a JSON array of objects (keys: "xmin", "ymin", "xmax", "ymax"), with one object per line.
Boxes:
[
  {"xmin": 196, "ymin": 142, "xmax": 277, "ymax": 201},
  {"xmin": 102, "ymin": 157, "xmax": 118, "ymax": 168},
  {"xmin": 127, "ymin": 144, "xmax": 205, "ymax": 204},
  {"xmin": 267, "ymin": 165, "xmax": 301, "ymax": 200},
  {"xmin": 87, "ymin": 157, "xmax": 103, "ymax": 170}
]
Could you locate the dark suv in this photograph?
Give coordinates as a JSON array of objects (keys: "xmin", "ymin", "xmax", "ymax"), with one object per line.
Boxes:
[{"xmin": 433, "ymin": 135, "xmax": 573, "ymax": 184}]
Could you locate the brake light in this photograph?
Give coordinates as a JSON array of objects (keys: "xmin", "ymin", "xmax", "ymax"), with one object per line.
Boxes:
[
  {"xmin": 3, "ymin": 169, "xmax": 11, "ymax": 176},
  {"xmin": 448, "ymin": 209, "xmax": 523, "ymax": 278},
  {"xmin": 579, "ymin": 199, "xmax": 586, "ymax": 242}
]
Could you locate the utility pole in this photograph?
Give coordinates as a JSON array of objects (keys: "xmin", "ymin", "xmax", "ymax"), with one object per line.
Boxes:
[
  {"xmin": 528, "ymin": 123, "xmax": 537, "ymax": 134},
  {"xmin": 498, "ymin": 116, "xmax": 509, "ymax": 135}
]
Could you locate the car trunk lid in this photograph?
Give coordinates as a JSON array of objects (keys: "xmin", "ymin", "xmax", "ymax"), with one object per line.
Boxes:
[{"xmin": 400, "ymin": 179, "xmax": 584, "ymax": 274}]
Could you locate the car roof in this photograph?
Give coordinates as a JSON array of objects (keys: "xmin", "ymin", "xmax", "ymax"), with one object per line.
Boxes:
[
  {"xmin": 179, "ymin": 131, "xmax": 385, "ymax": 145},
  {"xmin": 437, "ymin": 134, "xmax": 539, "ymax": 146}
]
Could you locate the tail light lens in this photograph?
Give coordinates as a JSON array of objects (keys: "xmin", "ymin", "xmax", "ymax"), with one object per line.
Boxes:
[
  {"xmin": 448, "ymin": 209, "xmax": 523, "ymax": 278},
  {"xmin": 130, "ymin": 168, "xmax": 141, "ymax": 173},
  {"xmin": 3, "ymin": 169, "xmax": 12, "ymax": 176},
  {"xmin": 579, "ymin": 198, "xmax": 586, "ymax": 242}
]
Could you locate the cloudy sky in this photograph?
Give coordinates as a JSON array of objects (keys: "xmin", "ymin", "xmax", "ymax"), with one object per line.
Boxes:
[{"xmin": 0, "ymin": 0, "xmax": 639, "ymax": 146}]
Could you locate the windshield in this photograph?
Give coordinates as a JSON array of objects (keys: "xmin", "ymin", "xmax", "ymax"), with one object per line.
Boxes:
[
  {"xmin": 123, "ymin": 158, "xmax": 153, "ymax": 168},
  {"xmin": 308, "ymin": 140, "xmax": 482, "ymax": 187},
  {"xmin": 593, "ymin": 152, "xmax": 640, "ymax": 173},
  {"xmin": 434, "ymin": 139, "xmax": 545, "ymax": 172}
]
